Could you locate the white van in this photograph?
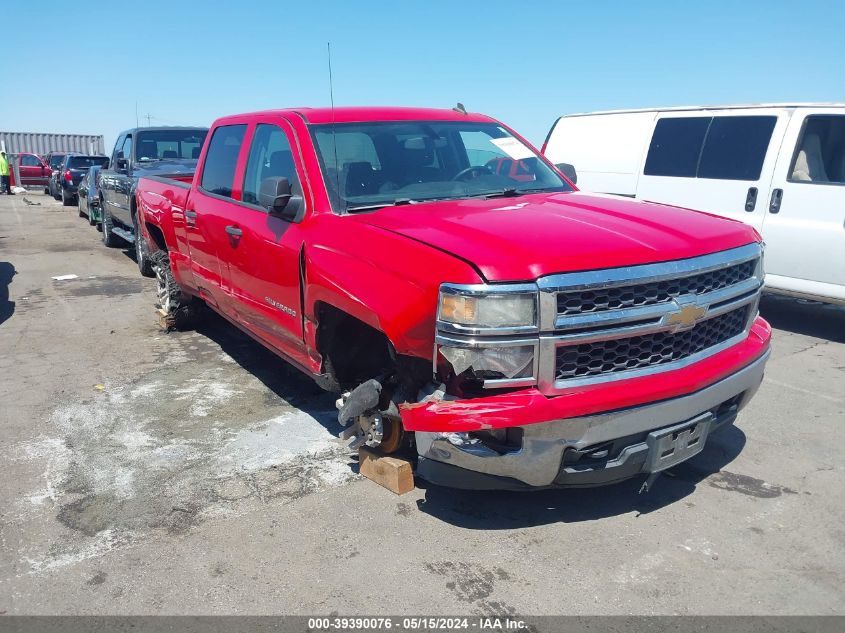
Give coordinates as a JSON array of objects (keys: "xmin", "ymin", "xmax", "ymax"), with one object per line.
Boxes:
[{"xmin": 543, "ymin": 104, "xmax": 845, "ymax": 305}]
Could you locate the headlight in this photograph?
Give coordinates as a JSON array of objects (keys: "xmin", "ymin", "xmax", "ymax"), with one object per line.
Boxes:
[
  {"xmin": 438, "ymin": 285, "xmax": 537, "ymax": 329},
  {"xmin": 439, "ymin": 345, "xmax": 535, "ymax": 380}
]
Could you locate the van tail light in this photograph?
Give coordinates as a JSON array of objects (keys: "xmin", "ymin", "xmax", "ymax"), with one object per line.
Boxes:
[{"xmin": 64, "ymin": 170, "xmax": 72, "ymax": 183}]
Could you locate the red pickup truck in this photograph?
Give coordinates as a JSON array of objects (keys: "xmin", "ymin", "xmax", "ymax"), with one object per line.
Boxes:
[{"xmin": 136, "ymin": 106, "xmax": 771, "ymax": 490}]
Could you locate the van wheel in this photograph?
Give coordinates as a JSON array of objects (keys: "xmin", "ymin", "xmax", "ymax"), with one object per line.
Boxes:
[
  {"xmin": 134, "ymin": 216, "xmax": 154, "ymax": 277},
  {"xmin": 101, "ymin": 207, "xmax": 124, "ymax": 247},
  {"xmin": 151, "ymin": 250, "xmax": 198, "ymax": 330}
]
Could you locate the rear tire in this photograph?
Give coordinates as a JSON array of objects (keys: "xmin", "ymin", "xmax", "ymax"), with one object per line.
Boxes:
[
  {"xmin": 134, "ymin": 215, "xmax": 154, "ymax": 277},
  {"xmin": 101, "ymin": 206, "xmax": 124, "ymax": 247},
  {"xmin": 78, "ymin": 197, "xmax": 86, "ymax": 218},
  {"xmin": 151, "ymin": 250, "xmax": 199, "ymax": 330},
  {"xmin": 88, "ymin": 206, "xmax": 97, "ymax": 226}
]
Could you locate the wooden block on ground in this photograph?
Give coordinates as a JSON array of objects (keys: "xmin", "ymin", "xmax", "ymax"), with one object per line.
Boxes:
[
  {"xmin": 157, "ymin": 308, "xmax": 174, "ymax": 330},
  {"xmin": 359, "ymin": 446, "xmax": 414, "ymax": 495}
]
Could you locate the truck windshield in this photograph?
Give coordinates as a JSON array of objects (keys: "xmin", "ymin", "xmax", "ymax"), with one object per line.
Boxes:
[
  {"xmin": 311, "ymin": 121, "xmax": 571, "ymax": 212},
  {"xmin": 67, "ymin": 156, "xmax": 109, "ymax": 170},
  {"xmin": 135, "ymin": 130, "xmax": 208, "ymax": 162}
]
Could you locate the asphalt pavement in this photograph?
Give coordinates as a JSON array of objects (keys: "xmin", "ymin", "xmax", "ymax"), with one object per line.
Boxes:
[{"xmin": 1, "ymin": 191, "xmax": 843, "ymax": 615}]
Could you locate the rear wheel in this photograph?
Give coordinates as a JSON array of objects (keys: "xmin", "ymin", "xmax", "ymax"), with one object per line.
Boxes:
[
  {"xmin": 133, "ymin": 215, "xmax": 154, "ymax": 277},
  {"xmin": 101, "ymin": 206, "xmax": 123, "ymax": 247},
  {"xmin": 61, "ymin": 189, "xmax": 71, "ymax": 206},
  {"xmin": 78, "ymin": 196, "xmax": 86, "ymax": 218},
  {"xmin": 88, "ymin": 205, "xmax": 97, "ymax": 226},
  {"xmin": 151, "ymin": 250, "xmax": 199, "ymax": 330}
]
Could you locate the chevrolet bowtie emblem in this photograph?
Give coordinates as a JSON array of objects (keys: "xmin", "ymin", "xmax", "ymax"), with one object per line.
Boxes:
[{"xmin": 665, "ymin": 303, "xmax": 707, "ymax": 329}]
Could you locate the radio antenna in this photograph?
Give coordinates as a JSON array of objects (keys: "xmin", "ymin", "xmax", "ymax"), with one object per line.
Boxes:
[{"xmin": 327, "ymin": 42, "xmax": 342, "ymax": 211}]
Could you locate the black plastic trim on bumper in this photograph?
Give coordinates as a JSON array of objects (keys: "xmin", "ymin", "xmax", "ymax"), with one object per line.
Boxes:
[{"xmin": 416, "ymin": 411, "xmax": 738, "ymax": 491}]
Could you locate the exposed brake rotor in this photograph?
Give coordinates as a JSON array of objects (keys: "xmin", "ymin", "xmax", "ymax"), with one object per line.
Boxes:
[{"xmin": 337, "ymin": 398, "xmax": 404, "ymax": 453}]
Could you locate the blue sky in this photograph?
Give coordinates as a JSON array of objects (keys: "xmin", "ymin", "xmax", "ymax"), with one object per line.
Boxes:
[{"xmin": 2, "ymin": 0, "xmax": 843, "ymax": 153}]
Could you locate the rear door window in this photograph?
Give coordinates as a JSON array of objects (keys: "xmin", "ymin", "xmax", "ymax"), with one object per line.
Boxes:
[
  {"xmin": 242, "ymin": 124, "xmax": 302, "ymax": 207},
  {"xmin": 644, "ymin": 117, "xmax": 710, "ymax": 177},
  {"xmin": 200, "ymin": 124, "xmax": 247, "ymax": 198},
  {"xmin": 68, "ymin": 156, "xmax": 109, "ymax": 170},
  {"xmin": 698, "ymin": 116, "xmax": 776, "ymax": 180},
  {"xmin": 21, "ymin": 155, "xmax": 41, "ymax": 167}
]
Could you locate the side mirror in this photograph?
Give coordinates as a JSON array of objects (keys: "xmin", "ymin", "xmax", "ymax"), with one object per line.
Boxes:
[
  {"xmin": 556, "ymin": 163, "xmax": 577, "ymax": 184},
  {"xmin": 259, "ymin": 177, "xmax": 303, "ymax": 221}
]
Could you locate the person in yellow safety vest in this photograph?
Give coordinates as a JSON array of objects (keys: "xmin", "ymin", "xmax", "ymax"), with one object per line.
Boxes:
[{"xmin": 0, "ymin": 151, "xmax": 13, "ymax": 195}]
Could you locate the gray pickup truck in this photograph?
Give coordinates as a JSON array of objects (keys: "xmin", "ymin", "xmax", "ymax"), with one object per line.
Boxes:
[{"xmin": 98, "ymin": 126, "xmax": 208, "ymax": 275}]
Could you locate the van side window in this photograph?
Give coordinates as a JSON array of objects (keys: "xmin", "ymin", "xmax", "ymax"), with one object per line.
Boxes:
[
  {"xmin": 644, "ymin": 117, "xmax": 710, "ymax": 177},
  {"xmin": 242, "ymin": 124, "xmax": 302, "ymax": 207},
  {"xmin": 645, "ymin": 115, "xmax": 777, "ymax": 181},
  {"xmin": 789, "ymin": 116, "xmax": 845, "ymax": 184},
  {"xmin": 200, "ymin": 124, "xmax": 248, "ymax": 198},
  {"xmin": 698, "ymin": 116, "xmax": 776, "ymax": 181}
]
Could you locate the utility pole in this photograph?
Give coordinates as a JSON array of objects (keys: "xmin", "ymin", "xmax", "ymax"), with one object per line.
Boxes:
[{"xmin": 144, "ymin": 113, "xmax": 152, "ymax": 127}]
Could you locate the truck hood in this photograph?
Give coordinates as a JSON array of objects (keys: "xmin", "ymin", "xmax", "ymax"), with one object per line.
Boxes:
[{"xmin": 352, "ymin": 192, "xmax": 760, "ymax": 282}]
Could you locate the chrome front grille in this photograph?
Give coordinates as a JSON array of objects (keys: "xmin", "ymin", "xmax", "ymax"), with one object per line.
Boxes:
[
  {"xmin": 536, "ymin": 243, "xmax": 763, "ymax": 393},
  {"xmin": 555, "ymin": 305, "xmax": 750, "ymax": 381},
  {"xmin": 556, "ymin": 260, "xmax": 756, "ymax": 316}
]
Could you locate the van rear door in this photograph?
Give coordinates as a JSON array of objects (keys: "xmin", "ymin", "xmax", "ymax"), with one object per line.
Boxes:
[
  {"xmin": 543, "ymin": 112, "xmax": 655, "ymax": 196},
  {"xmin": 759, "ymin": 109, "xmax": 845, "ymax": 302},
  {"xmin": 635, "ymin": 109, "xmax": 790, "ymax": 230}
]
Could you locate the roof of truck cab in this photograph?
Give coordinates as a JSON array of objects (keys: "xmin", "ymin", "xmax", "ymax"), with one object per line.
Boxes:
[
  {"xmin": 219, "ymin": 106, "xmax": 496, "ymax": 125},
  {"xmin": 116, "ymin": 126, "xmax": 209, "ymax": 136},
  {"xmin": 561, "ymin": 103, "xmax": 845, "ymax": 117}
]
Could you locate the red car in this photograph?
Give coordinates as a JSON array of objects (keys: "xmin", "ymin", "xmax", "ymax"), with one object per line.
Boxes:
[
  {"xmin": 136, "ymin": 106, "xmax": 771, "ymax": 491},
  {"xmin": 10, "ymin": 152, "xmax": 51, "ymax": 188}
]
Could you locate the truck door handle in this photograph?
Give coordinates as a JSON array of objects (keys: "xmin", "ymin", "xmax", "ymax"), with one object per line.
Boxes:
[
  {"xmin": 225, "ymin": 225, "xmax": 243, "ymax": 237},
  {"xmin": 744, "ymin": 187, "xmax": 758, "ymax": 212},
  {"xmin": 769, "ymin": 189, "xmax": 783, "ymax": 214},
  {"xmin": 184, "ymin": 210, "xmax": 197, "ymax": 226}
]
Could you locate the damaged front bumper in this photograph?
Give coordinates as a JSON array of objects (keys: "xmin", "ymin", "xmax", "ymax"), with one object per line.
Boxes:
[{"xmin": 413, "ymin": 349, "xmax": 769, "ymax": 490}]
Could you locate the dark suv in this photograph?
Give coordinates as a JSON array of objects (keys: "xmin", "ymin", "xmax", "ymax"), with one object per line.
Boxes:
[
  {"xmin": 54, "ymin": 155, "xmax": 109, "ymax": 205},
  {"xmin": 45, "ymin": 151, "xmax": 73, "ymax": 196}
]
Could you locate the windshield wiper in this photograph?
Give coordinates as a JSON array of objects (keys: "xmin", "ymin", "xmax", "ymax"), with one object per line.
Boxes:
[
  {"xmin": 460, "ymin": 188, "xmax": 521, "ymax": 200},
  {"xmin": 466, "ymin": 187, "xmax": 557, "ymax": 200},
  {"xmin": 483, "ymin": 188, "xmax": 520, "ymax": 199},
  {"xmin": 345, "ymin": 198, "xmax": 417, "ymax": 213}
]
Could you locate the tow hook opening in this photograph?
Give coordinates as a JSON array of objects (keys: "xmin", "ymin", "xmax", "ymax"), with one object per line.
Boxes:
[{"xmin": 438, "ymin": 427, "xmax": 524, "ymax": 455}]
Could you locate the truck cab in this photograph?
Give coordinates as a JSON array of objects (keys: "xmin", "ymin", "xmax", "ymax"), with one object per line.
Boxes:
[{"xmin": 99, "ymin": 126, "xmax": 208, "ymax": 273}]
